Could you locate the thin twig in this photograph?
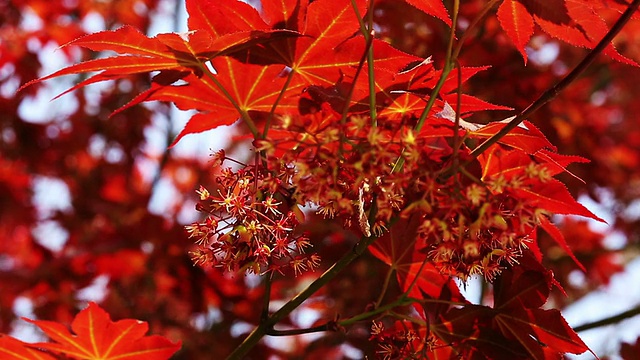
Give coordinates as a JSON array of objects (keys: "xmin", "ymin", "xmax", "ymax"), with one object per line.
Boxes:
[
  {"xmin": 574, "ymin": 304, "xmax": 640, "ymax": 332},
  {"xmin": 338, "ymin": 296, "xmax": 415, "ymax": 327},
  {"xmin": 265, "ymin": 323, "xmax": 333, "ymax": 336}
]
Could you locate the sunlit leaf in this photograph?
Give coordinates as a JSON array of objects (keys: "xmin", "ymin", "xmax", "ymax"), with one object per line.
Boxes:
[
  {"xmin": 369, "ymin": 215, "xmax": 463, "ymax": 301},
  {"xmin": 0, "ymin": 335, "xmax": 56, "ymax": 360},
  {"xmin": 514, "ymin": 178, "xmax": 605, "ymax": 222},
  {"xmin": 494, "ymin": 308, "xmax": 588, "ymax": 359},
  {"xmin": 497, "ymin": 0, "xmax": 535, "ymax": 63},
  {"xmin": 24, "ymin": 302, "xmax": 181, "ymax": 360},
  {"xmin": 404, "ymin": 0, "xmax": 452, "ymax": 25}
]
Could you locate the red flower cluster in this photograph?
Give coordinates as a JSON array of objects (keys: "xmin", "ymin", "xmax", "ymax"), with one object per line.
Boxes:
[
  {"xmin": 187, "ymin": 152, "xmax": 319, "ymax": 275},
  {"xmin": 256, "ymin": 112, "xmax": 551, "ymax": 281},
  {"xmin": 369, "ymin": 320, "xmax": 434, "ymax": 360}
]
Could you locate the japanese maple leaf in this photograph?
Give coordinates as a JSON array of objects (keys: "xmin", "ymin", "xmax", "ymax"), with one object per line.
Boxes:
[
  {"xmin": 431, "ymin": 261, "xmax": 590, "ymax": 359},
  {"xmin": 471, "ymin": 120, "xmax": 556, "ymax": 154},
  {"xmin": 478, "ymin": 145, "xmax": 589, "ymax": 186},
  {"xmin": 186, "ymin": 0, "xmax": 270, "ymax": 36},
  {"xmin": 260, "ymin": 0, "xmax": 420, "ymax": 90},
  {"xmin": 478, "ymin": 144, "xmax": 603, "ymax": 270},
  {"xmin": 493, "ymin": 307, "xmax": 589, "ymax": 359},
  {"xmin": 432, "ymin": 306, "xmax": 533, "ymax": 359},
  {"xmin": 534, "ymin": 0, "xmax": 636, "ymax": 65},
  {"xmin": 23, "ymin": 25, "xmax": 225, "ymax": 95},
  {"xmin": 404, "ymin": 0, "xmax": 451, "ymax": 25},
  {"xmin": 21, "ymin": 0, "xmax": 303, "ymax": 118},
  {"xmin": 191, "ymin": 0, "xmax": 417, "ymax": 86},
  {"xmin": 621, "ymin": 337, "xmax": 640, "ymax": 360},
  {"xmin": 491, "ymin": 265, "xmax": 590, "ymax": 359},
  {"xmin": 496, "ymin": 0, "xmax": 536, "ymax": 63},
  {"xmin": 117, "ymin": 57, "xmax": 298, "ymax": 145},
  {"xmin": 186, "ymin": 0, "xmax": 304, "ymax": 67},
  {"xmin": 177, "ymin": 0, "xmax": 418, "ymax": 137},
  {"xmin": 356, "ymin": 61, "xmax": 509, "ymax": 122},
  {"xmin": 497, "ymin": 0, "xmax": 637, "ymax": 65},
  {"xmin": 23, "ymin": 302, "xmax": 180, "ymax": 360},
  {"xmin": 368, "ymin": 214, "xmax": 463, "ymax": 302},
  {"xmin": 515, "ymin": 178, "xmax": 605, "ymax": 222},
  {"xmin": 0, "ymin": 335, "xmax": 55, "ymax": 360},
  {"xmin": 478, "ymin": 146, "xmax": 536, "ymax": 181}
]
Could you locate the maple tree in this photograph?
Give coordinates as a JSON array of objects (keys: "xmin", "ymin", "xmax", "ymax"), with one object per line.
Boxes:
[{"xmin": 2, "ymin": 0, "xmax": 640, "ymax": 359}]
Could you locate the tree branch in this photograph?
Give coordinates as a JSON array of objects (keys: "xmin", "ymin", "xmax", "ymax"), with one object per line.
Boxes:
[
  {"xmin": 574, "ymin": 304, "xmax": 640, "ymax": 332},
  {"xmin": 466, "ymin": 0, "xmax": 640, "ymax": 161},
  {"xmin": 225, "ymin": 234, "xmax": 379, "ymax": 360},
  {"xmin": 265, "ymin": 323, "xmax": 336, "ymax": 336}
]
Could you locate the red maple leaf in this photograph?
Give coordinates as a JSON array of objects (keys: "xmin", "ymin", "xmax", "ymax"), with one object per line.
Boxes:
[
  {"xmin": 496, "ymin": 0, "xmax": 638, "ymax": 65},
  {"xmin": 23, "ymin": 302, "xmax": 180, "ymax": 360},
  {"xmin": 620, "ymin": 337, "xmax": 640, "ymax": 360},
  {"xmin": 497, "ymin": 0, "xmax": 536, "ymax": 64},
  {"xmin": 0, "ymin": 335, "xmax": 56, "ymax": 360},
  {"xmin": 404, "ymin": 0, "xmax": 451, "ymax": 25},
  {"xmin": 471, "ymin": 121, "xmax": 556, "ymax": 154},
  {"xmin": 492, "ymin": 264, "xmax": 590, "ymax": 359},
  {"xmin": 368, "ymin": 214, "xmax": 463, "ymax": 302},
  {"xmin": 431, "ymin": 260, "xmax": 590, "ymax": 359}
]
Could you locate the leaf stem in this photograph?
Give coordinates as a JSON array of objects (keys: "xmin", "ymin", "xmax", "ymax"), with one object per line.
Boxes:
[
  {"xmin": 413, "ymin": 0, "xmax": 459, "ymax": 133},
  {"xmin": 338, "ymin": 33, "xmax": 374, "ymax": 157},
  {"xmin": 339, "ymin": 297, "xmax": 415, "ymax": 327},
  {"xmin": 347, "ymin": 0, "xmax": 377, "ymax": 124},
  {"xmin": 262, "ymin": 69, "xmax": 296, "ymax": 139},
  {"xmin": 451, "ymin": 60, "xmax": 463, "ymax": 181},
  {"xmin": 339, "ymin": 296, "xmax": 467, "ymax": 328},
  {"xmin": 260, "ymin": 294, "xmax": 467, "ymax": 337},
  {"xmin": 366, "ymin": 2, "xmax": 377, "ymax": 125},
  {"xmin": 374, "ymin": 266, "xmax": 396, "ymax": 308},
  {"xmin": 392, "ymin": 0, "xmax": 460, "ymax": 173},
  {"xmin": 340, "ymin": 31, "xmax": 375, "ymax": 123},
  {"xmin": 402, "ymin": 257, "xmax": 430, "ymax": 300},
  {"xmin": 198, "ymin": 61, "xmax": 259, "ymax": 138},
  {"xmin": 349, "ymin": 0, "xmax": 368, "ymax": 36}
]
